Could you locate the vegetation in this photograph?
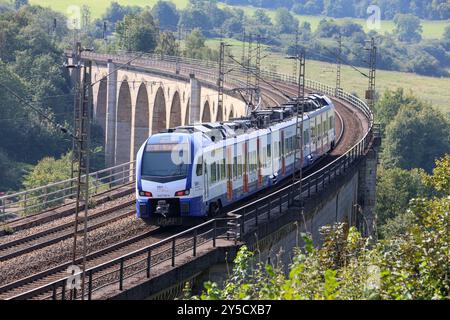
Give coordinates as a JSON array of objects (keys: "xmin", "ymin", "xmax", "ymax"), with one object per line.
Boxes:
[
  {"xmin": 192, "ymin": 155, "xmax": 449, "ymax": 300},
  {"xmin": 223, "ymin": 0, "xmax": 450, "ymax": 20}
]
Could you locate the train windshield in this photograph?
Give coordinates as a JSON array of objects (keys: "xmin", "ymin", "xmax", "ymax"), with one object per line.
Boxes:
[{"xmin": 141, "ymin": 143, "xmax": 190, "ymax": 183}]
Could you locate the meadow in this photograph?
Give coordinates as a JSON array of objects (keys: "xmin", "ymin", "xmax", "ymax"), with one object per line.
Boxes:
[
  {"xmin": 28, "ymin": 0, "xmax": 450, "ymax": 40},
  {"xmin": 25, "ymin": 0, "xmax": 450, "ymax": 112},
  {"xmin": 205, "ymin": 38, "xmax": 450, "ymax": 113},
  {"xmin": 223, "ymin": 5, "xmax": 450, "ymax": 40}
]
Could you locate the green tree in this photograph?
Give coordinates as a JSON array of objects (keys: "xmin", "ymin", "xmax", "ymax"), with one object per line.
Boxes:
[
  {"xmin": 393, "ymin": 13, "xmax": 423, "ymax": 43},
  {"xmin": 155, "ymin": 31, "xmax": 179, "ymax": 56},
  {"xmin": 375, "ymin": 167, "xmax": 430, "ymax": 238},
  {"xmin": 116, "ymin": 10, "xmax": 159, "ymax": 52},
  {"xmin": 444, "ymin": 25, "xmax": 450, "ymax": 41},
  {"xmin": 252, "ymin": 9, "xmax": 272, "ymax": 26},
  {"xmin": 374, "ymin": 88, "xmax": 419, "ymax": 133},
  {"xmin": 151, "ymin": 1, "xmax": 179, "ymax": 31},
  {"xmin": 192, "ymin": 155, "xmax": 450, "ymax": 300},
  {"xmin": 381, "ymin": 103, "xmax": 450, "ymax": 173},
  {"xmin": 22, "ymin": 152, "xmax": 72, "ymax": 190},
  {"xmin": 274, "ymin": 8, "xmax": 298, "ymax": 34}
]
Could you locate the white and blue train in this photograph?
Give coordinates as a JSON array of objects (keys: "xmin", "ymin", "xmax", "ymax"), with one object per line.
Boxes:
[{"xmin": 135, "ymin": 94, "xmax": 336, "ymax": 225}]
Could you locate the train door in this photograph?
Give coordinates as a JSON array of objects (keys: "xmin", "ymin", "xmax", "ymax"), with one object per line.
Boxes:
[
  {"xmin": 203, "ymin": 154, "xmax": 209, "ymax": 201},
  {"xmin": 257, "ymin": 137, "xmax": 262, "ymax": 186},
  {"xmin": 281, "ymin": 130, "xmax": 286, "ymax": 176},
  {"xmin": 243, "ymin": 140, "xmax": 249, "ymax": 193},
  {"xmin": 226, "ymin": 145, "xmax": 233, "ymax": 201},
  {"xmin": 310, "ymin": 116, "xmax": 316, "ymax": 158}
]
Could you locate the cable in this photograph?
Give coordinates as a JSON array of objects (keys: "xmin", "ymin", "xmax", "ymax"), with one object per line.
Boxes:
[
  {"xmin": 228, "ymin": 54, "xmax": 293, "ymax": 101},
  {"xmin": 0, "ymin": 80, "xmax": 76, "ymax": 139}
]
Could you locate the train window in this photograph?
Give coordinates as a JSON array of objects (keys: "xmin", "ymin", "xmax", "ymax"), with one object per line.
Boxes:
[
  {"xmin": 238, "ymin": 156, "xmax": 243, "ymax": 176},
  {"xmin": 221, "ymin": 159, "xmax": 226, "ymax": 180},
  {"xmin": 196, "ymin": 157, "xmax": 203, "ymax": 176},
  {"xmin": 267, "ymin": 144, "xmax": 271, "ymax": 158},
  {"xmin": 217, "ymin": 163, "xmax": 221, "ymax": 181},
  {"xmin": 233, "ymin": 156, "xmax": 238, "ymax": 179},
  {"xmin": 211, "ymin": 162, "xmax": 216, "ymax": 183}
]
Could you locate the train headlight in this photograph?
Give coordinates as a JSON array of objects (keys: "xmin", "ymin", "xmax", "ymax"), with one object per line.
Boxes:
[
  {"xmin": 139, "ymin": 191, "xmax": 153, "ymax": 197},
  {"xmin": 175, "ymin": 189, "xmax": 190, "ymax": 196}
]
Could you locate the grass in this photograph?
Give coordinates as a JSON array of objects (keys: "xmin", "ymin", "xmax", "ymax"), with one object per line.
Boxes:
[
  {"xmin": 205, "ymin": 37, "xmax": 450, "ymax": 114},
  {"xmin": 29, "ymin": 0, "xmax": 190, "ymax": 18},
  {"xmin": 27, "ymin": 1, "xmax": 450, "ymax": 112},
  {"xmin": 221, "ymin": 4, "xmax": 450, "ymax": 40},
  {"xmin": 29, "ymin": 0, "xmax": 450, "ymax": 39}
]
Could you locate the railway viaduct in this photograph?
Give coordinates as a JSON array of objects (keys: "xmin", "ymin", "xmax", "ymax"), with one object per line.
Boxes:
[
  {"xmin": 70, "ymin": 51, "xmax": 380, "ymax": 300},
  {"xmin": 0, "ymin": 50, "xmax": 380, "ymax": 300},
  {"xmin": 69, "ymin": 52, "xmax": 247, "ymax": 168}
]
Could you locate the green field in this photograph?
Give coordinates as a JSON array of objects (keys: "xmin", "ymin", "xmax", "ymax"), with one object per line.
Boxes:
[
  {"xmin": 29, "ymin": 0, "xmax": 190, "ymax": 18},
  {"xmin": 28, "ymin": 0, "xmax": 450, "ymax": 39},
  {"xmin": 225, "ymin": 5, "xmax": 450, "ymax": 40},
  {"xmin": 25, "ymin": 1, "xmax": 450, "ymax": 112},
  {"xmin": 205, "ymin": 38, "xmax": 450, "ymax": 114}
]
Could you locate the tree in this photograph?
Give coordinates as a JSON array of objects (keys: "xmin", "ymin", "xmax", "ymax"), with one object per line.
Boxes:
[
  {"xmin": 374, "ymin": 88, "xmax": 418, "ymax": 133},
  {"xmin": 381, "ymin": 103, "xmax": 450, "ymax": 173},
  {"xmin": 116, "ymin": 10, "xmax": 159, "ymax": 52},
  {"xmin": 444, "ymin": 25, "xmax": 450, "ymax": 41},
  {"xmin": 155, "ymin": 31, "xmax": 179, "ymax": 56},
  {"xmin": 22, "ymin": 152, "xmax": 72, "ymax": 190},
  {"xmin": 274, "ymin": 8, "xmax": 298, "ymax": 34},
  {"xmin": 14, "ymin": 0, "xmax": 28, "ymax": 10},
  {"xmin": 190, "ymin": 157, "xmax": 450, "ymax": 300},
  {"xmin": 393, "ymin": 13, "xmax": 423, "ymax": 43},
  {"xmin": 375, "ymin": 167, "xmax": 429, "ymax": 238},
  {"xmin": 252, "ymin": 9, "xmax": 272, "ymax": 26},
  {"xmin": 102, "ymin": 2, "xmax": 142, "ymax": 25},
  {"xmin": 183, "ymin": 28, "xmax": 218, "ymax": 61},
  {"xmin": 151, "ymin": 1, "xmax": 179, "ymax": 31}
]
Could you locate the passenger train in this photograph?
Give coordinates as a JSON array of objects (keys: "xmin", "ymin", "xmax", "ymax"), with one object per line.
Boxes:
[{"xmin": 135, "ymin": 94, "xmax": 336, "ymax": 225}]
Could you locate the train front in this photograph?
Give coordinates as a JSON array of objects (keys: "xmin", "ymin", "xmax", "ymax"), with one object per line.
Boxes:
[{"xmin": 135, "ymin": 133, "xmax": 200, "ymax": 226}]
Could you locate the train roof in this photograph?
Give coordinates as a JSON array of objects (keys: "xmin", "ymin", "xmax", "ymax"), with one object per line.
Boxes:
[{"xmin": 153, "ymin": 93, "xmax": 333, "ymax": 146}]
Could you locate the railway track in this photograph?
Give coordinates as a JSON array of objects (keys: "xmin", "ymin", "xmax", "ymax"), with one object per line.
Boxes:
[
  {"xmin": 0, "ymin": 70, "xmax": 358, "ymax": 300},
  {"xmin": 0, "ymin": 225, "xmax": 189, "ymax": 299},
  {"xmin": 0, "ymin": 200, "xmax": 135, "ymax": 262}
]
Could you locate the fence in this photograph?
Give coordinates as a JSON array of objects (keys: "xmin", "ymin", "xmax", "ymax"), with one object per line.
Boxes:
[{"xmin": 0, "ymin": 161, "xmax": 135, "ymax": 220}]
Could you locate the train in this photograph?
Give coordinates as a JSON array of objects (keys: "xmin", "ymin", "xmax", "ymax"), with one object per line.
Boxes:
[{"xmin": 135, "ymin": 93, "xmax": 336, "ymax": 226}]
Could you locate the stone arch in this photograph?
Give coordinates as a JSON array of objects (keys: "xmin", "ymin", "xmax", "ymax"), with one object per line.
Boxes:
[
  {"xmin": 184, "ymin": 99, "xmax": 190, "ymax": 125},
  {"xmin": 116, "ymin": 80, "xmax": 132, "ymax": 165},
  {"xmin": 152, "ymin": 87, "xmax": 167, "ymax": 134},
  {"xmin": 216, "ymin": 103, "xmax": 223, "ymax": 122},
  {"xmin": 95, "ymin": 79, "xmax": 107, "ymax": 133},
  {"xmin": 133, "ymin": 83, "xmax": 150, "ymax": 158},
  {"xmin": 202, "ymin": 101, "xmax": 211, "ymax": 122},
  {"xmin": 229, "ymin": 105, "xmax": 234, "ymax": 120},
  {"xmin": 169, "ymin": 91, "xmax": 182, "ymax": 128}
]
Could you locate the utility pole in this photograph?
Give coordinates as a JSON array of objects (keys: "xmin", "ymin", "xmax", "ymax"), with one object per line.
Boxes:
[
  {"xmin": 176, "ymin": 26, "xmax": 181, "ymax": 74},
  {"xmin": 293, "ymin": 28, "xmax": 299, "ymax": 82},
  {"xmin": 241, "ymin": 30, "xmax": 246, "ymax": 66},
  {"xmin": 70, "ymin": 42, "xmax": 82, "ymax": 192},
  {"xmin": 246, "ymin": 33, "xmax": 253, "ymax": 106},
  {"xmin": 365, "ymin": 37, "xmax": 377, "ymax": 110},
  {"xmin": 217, "ymin": 42, "xmax": 225, "ymax": 122},
  {"xmin": 255, "ymin": 35, "xmax": 261, "ymax": 104},
  {"xmin": 336, "ymin": 34, "xmax": 342, "ymax": 97},
  {"xmin": 69, "ymin": 57, "xmax": 92, "ymax": 300},
  {"xmin": 291, "ymin": 51, "xmax": 306, "ymax": 212}
]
